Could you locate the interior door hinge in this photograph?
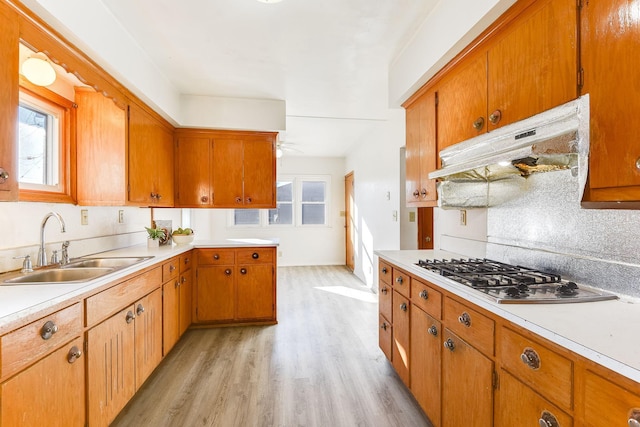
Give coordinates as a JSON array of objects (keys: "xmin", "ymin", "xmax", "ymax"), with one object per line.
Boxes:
[{"xmin": 492, "ymin": 370, "xmax": 499, "ymax": 390}]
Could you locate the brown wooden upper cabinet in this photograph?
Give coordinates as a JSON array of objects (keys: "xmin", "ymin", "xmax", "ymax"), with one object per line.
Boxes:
[
  {"xmin": 581, "ymin": 0, "xmax": 640, "ymax": 205},
  {"xmin": 128, "ymin": 103, "xmax": 175, "ymax": 207},
  {"xmin": 174, "ymin": 129, "xmax": 276, "ymax": 208},
  {"xmin": 436, "ymin": 0, "xmax": 578, "ymax": 150}
]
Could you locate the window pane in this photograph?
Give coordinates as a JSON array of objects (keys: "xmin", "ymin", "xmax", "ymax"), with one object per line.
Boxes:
[
  {"xmin": 269, "ymin": 203, "xmax": 292, "ymax": 225},
  {"xmin": 302, "ymin": 204, "xmax": 325, "ymax": 225},
  {"xmin": 18, "ymin": 104, "xmax": 50, "ymax": 185},
  {"xmin": 234, "ymin": 209, "xmax": 260, "ymax": 225},
  {"xmin": 302, "ymin": 181, "xmax": 325, "ymax": 202},
  {"xmin": 276, "ymin": 181, "xmax": 293, "ymax": 202}
]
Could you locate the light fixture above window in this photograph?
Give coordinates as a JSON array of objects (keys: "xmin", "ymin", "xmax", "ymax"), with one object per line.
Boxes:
[{"xmin": 21, "ymin": 53, "xmax": 57, "ymax": 86}]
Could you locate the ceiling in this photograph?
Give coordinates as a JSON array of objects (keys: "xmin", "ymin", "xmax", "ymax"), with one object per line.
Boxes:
[{"xmin": 97, "ymin": 0, "xmax": 438, "ymax": 157}]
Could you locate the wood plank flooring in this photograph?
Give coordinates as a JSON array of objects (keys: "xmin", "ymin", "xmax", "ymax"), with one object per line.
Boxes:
[{"xmin": 112, "ymin": 266, "xmax": 432, "ymax": 427}]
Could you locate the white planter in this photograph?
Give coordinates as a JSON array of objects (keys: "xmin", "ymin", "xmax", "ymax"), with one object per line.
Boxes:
[{"xmin": 147, "ymin": 238, "xmax": 160, "ymax": 248}]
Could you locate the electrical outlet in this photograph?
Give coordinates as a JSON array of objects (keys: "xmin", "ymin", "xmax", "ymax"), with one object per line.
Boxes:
[
  {"xmin": 278, "ymin": 251, "xmax": 283, "ymax": 257},
  {"xmin": 81, "ymin": 209, "xmax": 89, "ymax": 225},
  {"xmin": 118, "ymin": 210, "xmax": 124, "ymax": 223},
  {"xmin": 409, "ymin": 211, "xmax": 416, "ymax": 222},
  {"xmin": 460, "ymin": 209, "xmax": 467, "ymax": 226}
]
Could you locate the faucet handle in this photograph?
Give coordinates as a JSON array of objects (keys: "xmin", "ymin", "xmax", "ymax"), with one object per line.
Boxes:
[
  {"xmin": 50, "ymin": 250, "xmax": 59, "ymax": 265},
  {"xmin": 61, "ymin": 241, "xmax": 70, "ymax": 265},
  {"xmin": 13, "ymin": 255, "xmax": 33, "ymax": 273}
]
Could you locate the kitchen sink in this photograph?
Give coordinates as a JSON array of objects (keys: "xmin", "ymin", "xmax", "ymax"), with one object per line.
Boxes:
[
  {"xmin": 3, "ymin": 268, "xmax": 115, "ymax": 285},
  {"xmin": 62, "ymin": 256, "xmax": 152, "ymax": 269}
]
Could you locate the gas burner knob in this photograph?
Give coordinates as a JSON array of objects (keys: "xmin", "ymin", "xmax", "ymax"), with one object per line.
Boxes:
[
  {"xmin": 556, "ymin": 284, "xmax": 578, "ymax": 296},
  {"xmin": 505, "ymin": 287, "xmax": 521, "ymax": 298},
  {"xmin": 516, "ymin": 283, "xmax": 530, "ymax": 292},
  {"xmin": 566, "ymin": 281, "xmax": 578, "ymax": 290}
]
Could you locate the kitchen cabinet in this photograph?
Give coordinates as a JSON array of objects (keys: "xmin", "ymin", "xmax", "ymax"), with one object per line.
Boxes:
[
  {"xmin": 174, "ymin": 129, "xmax": 277, "ymax": 208},
  {"xmin": 179, "ymin": 252, "xmax": 193, "ymax": 336},
  {"xmin": 580, "ymin": 0, "xmax": 640, "ymax": 204},
  {"xmin": 405, "ymin": 88, "xmax": 437, "ymax": 207},
  {"xmin": 0, "ymin": 2, "xmax": 18, "ymax": 201},
  {"xmin": 410, "ymin": 307, "xmax": 441, "ymax": 427},
  {"xmin": 194, "ymin": 247, "xmax": 277, "ymax": 325},
  {"xmin": 162, "ymin": 252, "xmax": 193, "ymax": 353},
  {"xmin": 128, "ymin": 102, "xmax": 175, "ymax": 206},
  {"xmin": 392, "ymin": 290, "xmax": 411, "ymax": 387},
  {"xmin": 579, "ymin": 366, "xmax": 640, "ymax": 426},
  {"xmin": 134, "ymin": 288, "xmax": 163, "ymax": 389},
  {"xmin": 75, "ymin": 88, "xmax": 127, "ymax": 205},
  {"xmin": 378, "ymin": 260, "xmax": 393, "ymax": 361}
]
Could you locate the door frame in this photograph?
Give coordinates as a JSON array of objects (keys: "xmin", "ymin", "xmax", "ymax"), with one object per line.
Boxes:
[{"xmin": 345, "ymin": 171, "xmax": 355, "ymax": 271}]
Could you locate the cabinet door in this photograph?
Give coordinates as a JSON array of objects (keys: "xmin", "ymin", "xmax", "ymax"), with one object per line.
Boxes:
[
  {"xmin": 195, "ymin": 266, "xmax": 235, "ymax": 322},
  {"xmin": 0, "ymin": 2, "xmax": 18, "ymax": 201},
  {"xmin": 175, "ymin": 136, "xmax": 212, "ymax": 206},
  {"xmin": 582, "ymin": 369, "xmax": 640, "ymax": 427},
  {"xmin": 437, "ymin": 52, "xmax": 488, "ymax": 150},
  {"xmin": 179, "ymin": 268, "xmax": 193, "ymax": 335},
  {"xmin": 236, "ymin": 264, "xmax": 274, "ymax": 320},
  {"xmin": 87, "ymin": 306, "xmax": 136, "ymax": 427},
  {"xmin": 243, "ymin": 136, "xmax": 276, "ymax": 207},
  {"xmin": 211, "ymin": 137, "xmax": 244, "ymax": 207},
  {"xmin": 135, "ymin": 289, "xmax": 163, "ymax": 389},
  {"xmin": 162, "ymin": 278, "xmax": 180, "ymax": 354},
  {"xmin": 1, "ymin": 337, "xmax": 84, "ymax": 427},
  {"xmin": 392, "ymin": 290, "xmax": 411, "ymax": 387},
  {"xmin": 406, "ymin": 89, "xmax": 437, "ymax": 207},
  {"xmin": 442, "ymin": 329, "xmax": 493, "ymax": 427},
  {"xmin": 581, "ymin": 0, "xmax": 640, "ymax": 196},
  {"xmin": 487, "ymin": 0, "xmax": 577, "ymax": 131},
  {"xmin": 410, "ymin": 307, "xmax": 441, "ymax": 427},
  {"xmin": 496, "ymin": 370, "xmax": 572, "ymax": 427}
]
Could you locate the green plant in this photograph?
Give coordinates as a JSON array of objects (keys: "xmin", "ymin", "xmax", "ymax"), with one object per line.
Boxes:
[{"xmin": 145, "ymin": 226, "xmax": 166, "ymax": 240}]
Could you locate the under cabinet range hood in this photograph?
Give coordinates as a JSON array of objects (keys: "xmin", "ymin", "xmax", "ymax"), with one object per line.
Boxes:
[{"xmin": 429, "ymin": 96, "xmax": 589, "ymax": 208}]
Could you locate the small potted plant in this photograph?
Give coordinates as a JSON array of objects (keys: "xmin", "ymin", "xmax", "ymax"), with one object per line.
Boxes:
[{"xmin": 145, "ymin": 226, "xmax": 166, "ymax": 248}]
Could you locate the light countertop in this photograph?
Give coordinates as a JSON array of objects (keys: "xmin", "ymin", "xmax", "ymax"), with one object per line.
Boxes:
[
  {"xmin": 0, "ymin": 238, "xmax": 279, "ymax": 333},
  {"xmin": 376, "ymin": 249, "xmax": 640, "ymax": 384}
]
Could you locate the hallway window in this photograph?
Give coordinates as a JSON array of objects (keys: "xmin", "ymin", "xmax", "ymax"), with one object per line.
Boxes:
[{"xmin": 300, "ymin": 180, "xmax": 326, "ymax": 225}]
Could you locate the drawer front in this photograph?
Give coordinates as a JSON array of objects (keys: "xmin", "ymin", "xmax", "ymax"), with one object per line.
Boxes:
[
  {"xmin": 162, "ymin": 257, "xmax": 179, "ymax": 282},
  {"xmin": 85, "ymin": 267, "xmax": 162, "ymax": 327},
  {"xmin": 197, "ymin": 249, "xmax": 235, "ymax": 265},
  {"xmin": 379, "ymin": 314, "xmax": 392, "ymax": 361},
  {"xmin": 411, "ymin": 278, "xmax": 442, "ymax": 319},
  {"xmin": 237, "ymin": 248, "xmax": 274, "ymax": 264},
  {"xmin": 392, "ymin": 269, "xmax": 411, "ymax": 298},
  {"xmin": 180, "ymin": 251, "xmax": 193, "ymax": 273},
  {"xmin": 444, "ymin": 296, "xmax": 494, "ymax": 357},
  {"xmin": 1, "ymin": 303, "xmax": 82, "ymax": 378},
  {"xmin": 379, "ymin": 280, "xmax": 392, "ymax": 321},
  {"xmin": 379, "ymin": 260, "xmax": 392, "ymax": 285},
  {"xmin": 500, "ymin": 326, "xmax": 572, "ymax": 410}
]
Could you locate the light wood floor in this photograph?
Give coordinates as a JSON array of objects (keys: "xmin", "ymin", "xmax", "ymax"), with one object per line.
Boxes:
[{"xmin": 112, "ymin": 266, "xmax": 432, "ymax": 427}]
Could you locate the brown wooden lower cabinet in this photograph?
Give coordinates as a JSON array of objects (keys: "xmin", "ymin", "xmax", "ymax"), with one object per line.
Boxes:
[
  {"xmin": 581, "ymin": 368, "xmax": 640, "ymax": 427},
  {"xmin": 392, "ymin": 290, "xmax": 411, "ymax": 387},
  {"xmin": 134, "ymin": 288, "xmax": 163, "ymax": 389},
  {"xmin": 410, "ymin": 307, "xmax": 441, "ymax": 427}
]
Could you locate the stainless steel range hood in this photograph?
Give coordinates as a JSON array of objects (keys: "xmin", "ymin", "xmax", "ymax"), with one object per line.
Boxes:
[{"xmin": 429, "ymin": 97, "xmax": 585, "ymax": 181}]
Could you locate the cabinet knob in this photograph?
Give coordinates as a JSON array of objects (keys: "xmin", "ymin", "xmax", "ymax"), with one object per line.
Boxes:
[
  {"xmin": 40, "ymin": 320, "xmax": 58, "ymax": 340},
  {"xmin": 443, "ymin": 338, "xmax": 455, "ymax": 351},
  {"xmin": 181, "ymin": 276, "xmax": 186, "ymax": 284},
  {"xmin": 235, "ymin": 197, "xmax": 242, "ymax": 204},
  {"xmin": 539, "ymin": 410, "xmax": 559, "ymax": 427},
  {"xmin": 635, "ymin": 158, "xmax": 640, "ymax": 171},
  {"xmin": 240, "ymin": 268, "xmax": 247, "ymax": 275},
  {"xmin": 381, "ymin": 286, "xmax": 388, "ymax": 295},
  {"xmin": 213, "ymin": 254, "xmax": 220, "ymax": 260},
  {"xmin": 184, "ymin": 258, "xmax": 190, "ymax": 265},
  {"xmin": 246, "ymin": 197, "xmax": 252, "ymax": 204},
  {"xmin": 458, "ymin": 312, "xmax": 471, "ymax": 327},
  {"xmin": 412, "ymin": 189, "xmax": 420, "ymax": 199},
  {"xmin": 225, "ymin": 269, "xmax": 232, "ymax": 276},
  {"xmin": 125, "ymin": 311, "xmax": 135, "ymax": 324},
  {"xmin": 473, "ymin": 116, "xmax": 485, "ymax": 130},
  {"xmin": 175, "ymin": 280, "xmax": 180, "ymax": 288},
  {"xmin": 381, "ymin": 267, "xmax": 388, "ymax": 274},
  {"xmin": 201, "ymin": 196, "xmax": 209, "ymax": 203},
  {"xmin": 380, "ymin": 322, "xmax": 388, "ymax": 331},
  {"xmin": 428, "ymin": 325, "xmax": 438, "ymax": 336},
  {"xmin": 136, "ymin": 304, "xmax": 145, "ymax": 316},
  {"xmin": 169, "ymin": 265, "xmax": 176, "ymax": 272},
  {"xmin": 420, "ymin": 188, "xmax": 428, "ymax": 198},
  {"xmin": 521, "ymin": 347, "xmax": 541, "ymax": 370},
  {"xmin": 67, "ymin": 346, "xmax": 82, "ymax": 364},
  {"xmin": 156, "ymin": 193, "xmax": 162, "ymax": 200},
  {"xmin": 419, "ymin": 289, "xmax": 429, "ymax": 300},
  {"xmin": 399, "ymin": 302, "xmax": 408, "ymax": 312},
  {"xmin": 150, "ymin": 192, "xmax": 157, "ymax": 199},
  {"xmin": 628, "ymin": 409, "xmax": 640, "ymax": 427},
  {"xmin": 395, "ymin": 276, "xmax": 403, "ymax": 285},
  {"xmin": 489, "ymin": 109, "xmax": 502, "ymax": 125},
  {"xmin": 0, "ymin": 168, "xmax": 9, "ymax": 183},
  {"xmin": 252, "ymin": 252, "xmax": 260, "ymax": 259}
]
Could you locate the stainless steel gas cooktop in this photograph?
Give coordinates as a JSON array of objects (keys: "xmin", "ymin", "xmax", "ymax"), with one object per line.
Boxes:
[{"xmin": 415, "ymin": 258, "xmax": 617, "ymax": 304}]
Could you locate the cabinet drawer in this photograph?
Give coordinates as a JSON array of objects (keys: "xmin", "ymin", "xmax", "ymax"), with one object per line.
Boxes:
[
  {"xmin": 85, "ymin": 267, "xmax": 162, "ymax": 326},
  {"xmin": 379, "ymin": 314, "xmax": 392, "ymax": 361},
  {"xmin": 180, "ymin": 251, "xmax": 193, "ymax": 273},
  {"xmin": 392, "ymin": 269, "xmax": 411, "ymax": 298},
  {"xmin": 197, "ymin": 249, "xmax": 235, "ymax": 265},
  {"xmin": 379, "ymin": 280, "xmax": 392, "ymax": 321},
  {"xmin": 237, "ymin": 248, "xmax": 274, "ymax": 264},
  {"xmin": 411, "ymin": 278, "xmax": 441, "ymax": 319},
  {"xmin": 444, "ymin": 297, "xmax": 494, "ymax": 357},
  {"xmin": 162, "ymin": 257, "xmax": 179, "ymax": 282},
  {"xmin": 379, "ymin": 260, "xmax": 392, "ymax": 285},
  {"xmin": 500, "ymin": 326, "xmax": 572, "ymax": 410},
  {"xmin": 1, "ymin": 303, "xmax": 82, "ymax": 378}
]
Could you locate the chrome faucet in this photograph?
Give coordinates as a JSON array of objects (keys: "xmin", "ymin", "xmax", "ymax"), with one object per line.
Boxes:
[{"xmin": 37, "ymin": 212, "xmax": 66, "ymax": 267}]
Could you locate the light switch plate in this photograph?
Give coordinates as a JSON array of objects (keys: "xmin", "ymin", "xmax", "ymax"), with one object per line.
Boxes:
[
  {"xmin": 81, "ymin": 209, "xmax": 89, "ymax": 225},
  {"xmin": 460, "ymin": 209, "xmax": 467, "ymax": 226}
]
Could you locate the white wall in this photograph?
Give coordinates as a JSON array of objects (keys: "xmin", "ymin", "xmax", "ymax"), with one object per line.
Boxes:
[{"xmin": 189, "ymin": 156, "xmax": 346, "ymax": 267}]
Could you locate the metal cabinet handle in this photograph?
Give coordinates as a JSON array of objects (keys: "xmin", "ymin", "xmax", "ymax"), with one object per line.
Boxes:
[
  {"xmin": 458, "ymin": 312, "xmax": 471, "ymax": 327},
  {"xmin": 399, "ymin": 302, "xmax": 407, "ymax": 312},
  {"xmin": 213, "ymin": 254, "xmax": 220, "ymax": 260},
  {"xmin": 521, "ymin": 347, "xmax": 541, "ymax": 370},
  {"xmin": 175, "ymin": 280, "xmax": 180, "ymax": 288},
  {"xmin": 156, "ymin": 193, "xmax": 162, "ymax": 200},
  {"xmin": 419, "ymin": 289, "xmax": 429, "ymax": 300},
  {"xmin": 412, "ymin": 189, "xmax": 420, "ymax": 199},
  {"xmin": 381, "ymin": 267, "xmax": 388, "ymax": 274},
  {"xmin": 235, "ymin": 197, "xmax": 242, "ymax": 204},
  {"xmin": 240, "ymin": 268, "xmax": 247, "ymax": 275},
  {"xmin": 395, "ymin": 276, "xmax": 403, "ymax": 285},
  {"xmin": 0, "ymin": 168, "xmax": 9, "ymax": 182},
  {"xmin": 150, "ymin": 192, "xmax": 157, "ymax": 199},
  {"xmin": 420, "ymin": 188, "xmax": 428, "ymax": 198},
  {"xmin": 380, "ymin": 322, "xmax": 388, "ymax": 331},
  {"xmin": 252, "ymin": 252, "xmax": 259, "ymax": 259},
  {"xmin": 473, "ymin": 116, "xmax": 485, "ymax": 130},
  {"xmin": 136, "ymin": 304, "xmax": 145, "ymax": 316},
  {"xmin": 225, "ymin": 269, "xmax": 232, "ymax": 276},
  {"xmin": 184, "ymin": 257, "xmax": 190, "ymax": 265},
  {"xmin": 539, "ymin": 410, "xmax": 559, "ymax": 427},
  {"xmin": 41, "ymin": 320, "xmax": 59, "ymax": 340},
  {"xmin": 636, "ymin": 158, "xmax": 640, "ymax": 171},
  {"xmin": 181, "ymin": 276, "xmax": 187, "ymax": 284},
  {"xmin": 169, "ymin": 265, "xmax": 176, "ymax": 272},
  {"xmin": 67, "ymin": 346, "xmax": 82, "ymax": 364},
  {"xmin": 489, "ymin": 109, "xmax": 502, "ymax": 125},
  {"xmin": 125, "ymin": 311, "xmax": 135, "ymax": 324},
  {"xmin": 444, "ymin": 338, "xmax": 455, "ymax": 351},
  {"xmin": 201, "ymin": 196, "xmax": 209, "ymax": 203},
  {"xmin": 381, "ymin": 287, "xmax": 388, "ymax": 295},
  {"xmin": 428, "ymin": 325, "xmax": 438, "ymax": 336}
]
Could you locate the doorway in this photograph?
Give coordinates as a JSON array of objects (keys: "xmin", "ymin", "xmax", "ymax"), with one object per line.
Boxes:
[
  {"xmin": 417, "ymin": 207, "xmax": 434, "ymax": 249},
  {"xmin": 345, "ymin": 171, "xmax": 355, "ymax": 271}
]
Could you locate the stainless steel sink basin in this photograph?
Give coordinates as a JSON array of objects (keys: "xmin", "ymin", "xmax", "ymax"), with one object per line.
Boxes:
[
  {"xmin": 3, "ymin": 268, "xmax": 115, "ymax": 284},
  {"xmin": 62, "ymin": 256, "xmax": 152, "ymax": 269}
]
